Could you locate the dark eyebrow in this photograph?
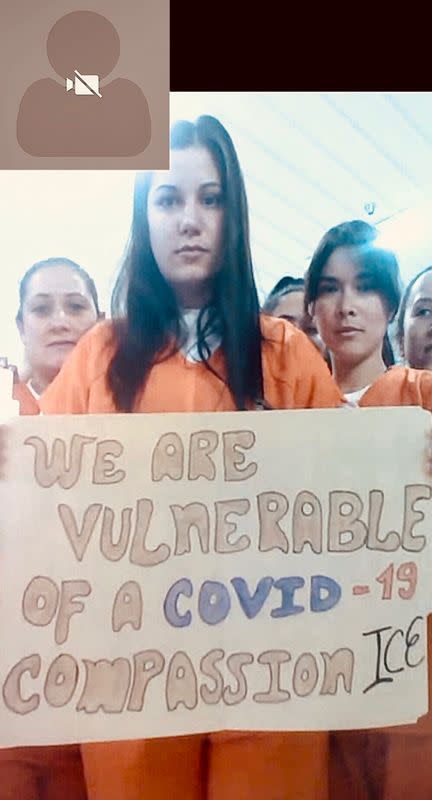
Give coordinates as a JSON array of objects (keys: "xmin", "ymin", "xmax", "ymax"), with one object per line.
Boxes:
[
  {"xmin": 29, "ymin": 292, "xmax": 88, "ymax": 300},
  {"xmin": 317, "ymin": 275, "xmax": 338, "ymax": 284},
  {"xmin": 154, "ymin": 181, "xmax": 221, "ymax": 192},
  {"xmin": 413, "ymin": 296, "xmax": 432, "ymax": 305},
  {"xmin": 153, "ymin": 184, "xmax": 177, "ymax": 192}
]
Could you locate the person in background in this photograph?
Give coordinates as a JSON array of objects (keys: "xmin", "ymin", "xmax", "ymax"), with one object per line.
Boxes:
[
  {"xmin": 12, "ymin": 256, "xmax": 102, "ymax": 414},
  {"xmin": 397, "ymin": 264, "xmax": 432, "ymax": 370},
  {"xmin": 305, "ymin": 219, "xmax": 432, "ymax": 800},
  {"xmin": 0, "ymin": 256, "xmax": 101, "ymax": 800},
  {"xmin": 263, "ymin": 275, "xmax": 306, "ymax": 325},
  {"xmin": 373, "ymin": 262, "xmax": 432, "ymax": 800},
  {"xmin": 263, "ymin": 274, "xmax": 327, "ymax": 356},
  {"xmin": 40, "ymin": 115, "xmax": 343, "ymax": 800}
]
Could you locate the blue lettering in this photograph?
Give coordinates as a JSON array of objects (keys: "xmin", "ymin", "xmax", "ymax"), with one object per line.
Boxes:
[
  {"xmin": 310, "ymin": 575, "xmax": 341, "ymax": 612},
  {"xmin": 198, "ymin": 580, "xmax": 231, "ymax": 625},
  {"xmin": 271, "ymin": 577, "xmax": 305, "ymax": 617},
  {"xmin": 231, "ymin": 576, "xmax": 274, "ymax": 619},
  {"xmin": 164, "ymin": 578, "xmax": 192, "ymax": 627}
]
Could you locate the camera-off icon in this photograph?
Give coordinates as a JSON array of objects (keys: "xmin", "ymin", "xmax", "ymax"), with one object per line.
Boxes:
[{"xmin": 65, "ymin": 70, "xmax": 102, "ymax": 98}]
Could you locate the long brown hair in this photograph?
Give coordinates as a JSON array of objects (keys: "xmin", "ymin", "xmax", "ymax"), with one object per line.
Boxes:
[{"xmin": 108, "ymin": 115, "xmax": 264, "ymax": 411}]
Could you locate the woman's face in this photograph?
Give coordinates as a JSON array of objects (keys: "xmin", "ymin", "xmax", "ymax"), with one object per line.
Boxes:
[
  {"xmin": 272, "ymin": 290, "xmax": 305, "ymax": 327},
  {"xmin": 18, "ymin": 264, "xmax": 99, "ymax": 380},
  {"xmin": 147, "ymin": 145, "xmax": 224, "ymax": 308},
  {"xmin": 403, "ymin": 271, "xmax": 432, "ymax": 369},
  {"xmin": 272, "ymin": 289, "xmax": 326, "ymax": 356},
  {"xmin": 312, "ymin": 247, "xmax": 390, "ymax": 368}
]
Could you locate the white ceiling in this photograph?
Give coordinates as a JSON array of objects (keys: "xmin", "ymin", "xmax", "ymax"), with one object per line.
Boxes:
[{"xmin": 170, "ymin": 92, "xmax": 432, "ymax": 299}]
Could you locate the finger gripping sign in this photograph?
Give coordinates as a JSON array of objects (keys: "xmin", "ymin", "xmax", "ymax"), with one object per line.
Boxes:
[{"xmin": 0, "ymin": 407, "xmax": 431, "ymax": 747}]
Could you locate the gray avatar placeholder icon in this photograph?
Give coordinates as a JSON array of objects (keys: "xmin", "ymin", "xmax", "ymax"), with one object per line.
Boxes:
[{"xmin": 17, "ymin": 10, "xmax": 151, "ymax": 157}]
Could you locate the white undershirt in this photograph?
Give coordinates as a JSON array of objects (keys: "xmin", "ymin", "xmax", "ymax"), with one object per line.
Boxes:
[
  {"xmin": 26, "ymin": 380, "xmax": 40, "ymax": 400},
  {"xmin": 344, "ymin": 385, "xmax": 371, "ymax": 407},
  {"xmin": 180, "ymin": 309, "xmax": 221, "ymax": 362}
]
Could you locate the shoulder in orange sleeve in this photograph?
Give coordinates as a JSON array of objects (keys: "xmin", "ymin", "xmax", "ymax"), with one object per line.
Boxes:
[
  {"xmin": 41, "ymin": 315, "xmax": 343, "ymax": 415},
  {"xmin": 260, "ymin": 314, "xmax": 343, "ymax": 409},
  {"xmin": 40, "ymin": 321, "xmax": 116, "ymax": 415},
  {"xmin": 359, "ymin": 365, "xmax": 432, "ymax": 411},
  {"xmin": 13, "ymin": 381, "xmax": 40, "ymax": 415}
]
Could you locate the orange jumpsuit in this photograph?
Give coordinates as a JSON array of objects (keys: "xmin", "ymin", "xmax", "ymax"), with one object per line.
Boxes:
[
  {"xmin": 358, "ymin": 366, "xmax": 432, "ymax": 410},
  {"xmin": 39, "ymin": 315, "xmax": 343, "ymax": 800},
  {"xmin": 12, "ymin": 381, "xmax": 40, "ymax": 415},
  {"xmin": 330, "ymin": 366, "xmax": 432, "ymax": 800},
  {"xmin": 1, "ymin": 382, "xmax": 87, "ymax": 799}
]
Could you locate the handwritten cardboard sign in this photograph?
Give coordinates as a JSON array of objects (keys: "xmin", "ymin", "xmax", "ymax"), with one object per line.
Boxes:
[{"xmin": 0, "ymin": 407, "xmax": 431, "ymax": 747}]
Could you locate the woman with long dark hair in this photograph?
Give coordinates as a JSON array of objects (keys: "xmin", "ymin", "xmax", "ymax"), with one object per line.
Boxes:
[
  {"xmin": 41, "ymin": 116, "xmax": 342, "ymax": 800},
  {"xmin": 304, "ymin": 221, "xmax": 432, "ymax": 799},
  {"xmin": 304, "ymin": 219, "xmax": 432, "ymax": 407}
]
